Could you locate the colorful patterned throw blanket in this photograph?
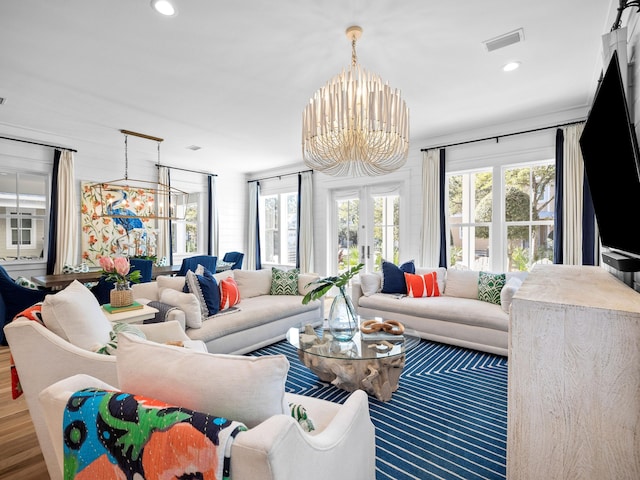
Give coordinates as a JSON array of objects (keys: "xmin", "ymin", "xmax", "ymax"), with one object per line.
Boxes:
[{"xmin": 63, "ymin": 388, "xmax": 247, "ymax": 480}]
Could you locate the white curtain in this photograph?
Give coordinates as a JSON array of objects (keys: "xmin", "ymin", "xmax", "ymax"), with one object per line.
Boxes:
[
  {"xmin": 156, "ymin": 166, "xmax": 171, "ymax": 264},
  {"xmin": 420, "ymin": 148, "xmax": 442, "ymax": 267},
  {"xmin": 53, "ymin": 150, "xmax": 78, "ymax": 274},
  {"xmin": 210, "ymin": 175, "xmax": 219, "ymax": 256},
  {"xmin": 247, "ymin": 181, "xmax": 259, "ymax": 270},
  {"xmin": 562, "ymin": 123, "xmax": 586, "ymax": 265},
  {"xmin": 298, "ymin": 171, "xmax": 314, "ymax": 273}
]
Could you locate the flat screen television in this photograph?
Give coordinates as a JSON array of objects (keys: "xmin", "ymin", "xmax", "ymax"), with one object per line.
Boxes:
[{"xmin": 579, "ymin": 50, "xmax": 640, "ymax": 262}]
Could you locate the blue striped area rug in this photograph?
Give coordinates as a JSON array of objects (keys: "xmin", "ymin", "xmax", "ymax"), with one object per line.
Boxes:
[{"xmin": 248, "ymin": 339, "xmax": 508, "ymax": 480}]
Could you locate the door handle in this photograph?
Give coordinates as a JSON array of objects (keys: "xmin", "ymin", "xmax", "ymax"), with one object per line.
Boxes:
[
  {"xmin": 360, "ymin": 245, "xmax": 365, "ymax": 263},
  {"xmin": 367, "ymin": 246, "xmax": 370, "ymax": 259}
]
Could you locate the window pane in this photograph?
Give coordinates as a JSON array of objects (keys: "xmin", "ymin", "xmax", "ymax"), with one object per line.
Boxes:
[
  {"xmin": 0, "ymin": 172, "xmax": 17, "ymax": 210},
  {"xmin": 505, "ymin": 167, "xmax": 532, "ymax": 222},
  {"xmin": 372, "ymin": 194, "xmax": 399, "ymax": 269},
  {"xmin": 337, "ymin": 198, "xmax": 359, "ymax": 272},
  {"xmin": 474, "ymin": 172, "xmax": 492, "ymax": 223}
]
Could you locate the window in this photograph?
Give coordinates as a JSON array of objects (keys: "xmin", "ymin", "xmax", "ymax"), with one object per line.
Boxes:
[
  {"xmin": 447, "ymin": 170, "xmax": 493, "ymax": 270},
  {"xmin": 504, "ymin": 163, "xmax": 555, "ymax": 270},
  {"xmin": 447, "ymin": 160, "xmax": 554, "ymax": 272},
  {"xmin": 171, "ymin": 193, "xmax": 200, "ymax": 256},
  {"xmin": 259, "ymin": 192, "xmax": 297, "ymax": 266},
  {"xmin": 0, "ymin": 172, "xmax": 48, "ymax": 262}
]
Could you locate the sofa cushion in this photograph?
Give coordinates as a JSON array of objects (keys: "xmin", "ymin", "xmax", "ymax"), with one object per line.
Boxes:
[
  {"xmin": 156, "ymin": 275, "xmax": 186, "ymax": 294},
  {"xmin": 415, "ymin": 267, "xmax": 446, "ymax": 293},
  {"xmin": 477, "ymin": 271, "xmax": 506, "ymax": 305},
  {"xmin": 381, "ymin": 260, "xmax": 415, "ymax": 294},
  {"xmin": 116, "ymin": 332, "xmax": 290, "ymax": 428},
  {"xmin": 219, "ymin": 277, "xmax": 240, "ymax": 310},
  {"xmin": 359, "ymin": 272, "xmax": 382, "ymax": 296},
  {"xmin": 405, "ymin": 271, "xmax": 440, "ymax": 298},
  {"xmin": 159, "ymin": 288, "xmax": 202, "ymax": 329},
  {"xmin": 233, "ymin": 269, "xmax": 272, "ymax": 298},
  {"xmin": 270, "ymin": 267, "xmax": 299, "ymax": 295},
  {"xmin": 444, "ymin": 268, "xmax": 479, "ymax": 299},
  {"xmin": 186, "ymin": 269, "xmax": 220, "ymax": 318},
  {"xmin": 298, "ymin": 273, "xmax": 320, "ymax": 296},
  {"xmin": 41, "ymin": 280, "xmax": 113, "ymax": 351}
]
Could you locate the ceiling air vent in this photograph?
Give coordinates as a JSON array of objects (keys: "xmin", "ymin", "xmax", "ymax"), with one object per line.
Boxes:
[
  {"xmin": 483, "ymin": 28, "xmax": 524, "ymax": 52},
  {"xmin": 0, "ymin": 97, "xmax": 6, "ymax": 105},
  {"xmin": 186, "ymin": 145, "xmax": 202, "ymax": 151}
]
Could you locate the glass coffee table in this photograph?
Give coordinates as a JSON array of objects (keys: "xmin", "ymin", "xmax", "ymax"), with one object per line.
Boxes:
[{"xmin": 287, "ymin": 321, "xmax": 420, "ymax": 402}]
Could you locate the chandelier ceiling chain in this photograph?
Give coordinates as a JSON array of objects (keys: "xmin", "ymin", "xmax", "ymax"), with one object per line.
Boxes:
[{"xmin": 302, "ymin": 25, "xmax": 410, "ymax": 177}]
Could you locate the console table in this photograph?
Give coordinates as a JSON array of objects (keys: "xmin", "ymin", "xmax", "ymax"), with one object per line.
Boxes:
[
  {"xmin": 507, "ymin": 264, "xmax": 640, "ymax": 478},
  {"xmin": 31, "ymin": 264, "xmax": 181, "ymax": 289}
]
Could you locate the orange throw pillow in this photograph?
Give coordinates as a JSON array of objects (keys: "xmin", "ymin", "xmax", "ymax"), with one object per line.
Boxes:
[
  {"xmin": 219, "ymin": 277, "xmax": 240, "ymax": 310},
  {"xmin": 404, "ymin": 272, "xmax": 440, "ymax": 298}
]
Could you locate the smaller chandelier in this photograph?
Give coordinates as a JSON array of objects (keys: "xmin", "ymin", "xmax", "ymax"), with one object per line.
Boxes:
[{"xmin": 302, "ymin": 26, "xmax": 410, "ymax": 176}]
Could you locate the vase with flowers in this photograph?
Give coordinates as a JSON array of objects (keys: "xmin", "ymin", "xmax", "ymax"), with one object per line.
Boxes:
[
  {"xmin": 302, "ymin": 263, "xmax": 364, "ymax": 341},
  {"xmin": 99, "ymin": 256, "xmax": 142, "ymax": 307}
]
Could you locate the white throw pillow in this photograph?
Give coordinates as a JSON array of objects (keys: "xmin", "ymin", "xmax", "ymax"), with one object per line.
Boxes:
[
  {"xmin": 233, "ymin": 269, "xmax": 272, "ymax": 298},
  {"xmin": 415, "ymin": 267, "xmax": 447, "ymax": 294},
  {"xmin": 444, "ymin": 268, "xmax": 480, "ymax": 299},
  {"xmin": 116, "ymin": 333, "xmax": 290, "ymax": 428},
  {"xmin": 159, "ymin": 288, "xmax": 202, "ymax": 329},
  {"xmin": 156, "ymin": 275, "xmax": 186, "ymax": 295},
  {"xmin": 500, "ymin": 277, "xmax": 523, "ymax": 314},
  {"xmin": 359, "ymin": 272, "xmax": 382, "ymax": 296},
  {"xmin": 41, "ymin": 280, "xmax": 113, "ymax": 351}
]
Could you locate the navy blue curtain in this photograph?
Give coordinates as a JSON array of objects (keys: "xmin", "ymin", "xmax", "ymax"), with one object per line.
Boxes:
[
  {"xmin": 167, "ymin": 169, "xmax": 174, "ymax": 266},
  {"xmin": 295, "ymin": 173, "xmax": 302, "ymax": 269},
  {"xmin": 553, "ymin": 129, "xmax": 564, "ymax": 264},
  {"xmin": 582, "ymin": 174, "xmax": 596, "ymax": 265},
  {"xmin": 255, "ymin": 181, "xmax": 262, "ymax": 270},
  {"xmin": 438, "ymin": 149, "xmax": 447, "ymax": 268},
  {"xmin": 207, "ymin": 175, "xmax": 213, "ymax": 256},
  {"xmin": 46, "ymin": 149, "xmax": 62, "ymax": 274}
]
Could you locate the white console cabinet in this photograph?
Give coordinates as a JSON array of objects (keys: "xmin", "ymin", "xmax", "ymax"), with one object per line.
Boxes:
[{"xmin": 507, "ymin": 264, "xmax": 640, "ymax": 479}]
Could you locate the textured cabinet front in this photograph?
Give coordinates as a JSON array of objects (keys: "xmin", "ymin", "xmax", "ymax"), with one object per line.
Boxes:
[{"xmin": 507, "ymin": 264, "xmax": 640, "ymax": 479}]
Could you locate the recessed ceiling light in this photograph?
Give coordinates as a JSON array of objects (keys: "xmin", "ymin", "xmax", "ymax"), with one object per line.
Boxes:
[
  {"xmin": 151, "ymin": 0, "xmax": 177, "ymax": 16},
  {"xmin": 503, "ymin": 61, "xmax": 521, "ymax": 72}
]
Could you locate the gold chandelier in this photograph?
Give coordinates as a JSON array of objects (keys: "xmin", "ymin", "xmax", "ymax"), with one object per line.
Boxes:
[{"xmin": 302, "ymin": 26, "xmax": 410, "ymax": 176}]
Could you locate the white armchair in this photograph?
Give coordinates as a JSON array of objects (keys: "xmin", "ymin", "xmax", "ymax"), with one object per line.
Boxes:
[
  {"xmin": 39, "ymin": 373, "xmax": 376, "ymax": 480},
  {"xmin": 3, "ymin": 318, "xmax": 205, "ymax": 479}
]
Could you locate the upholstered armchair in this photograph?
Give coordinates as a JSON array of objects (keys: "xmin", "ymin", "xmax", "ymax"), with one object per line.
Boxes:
[
  {"xmin": 223, "ymin": 251, "xmax": 244, "ymax": 269},
  {"xmin": 177, "ymin": 255, "xmax": 218, "ymax": 276},
  {"xmin": 4, "ymin": 319, "xmax": 205, "ymax": 479},
  {"xmin": 0, "ymin": 264, "xmax": 50, "ymax": 345}
]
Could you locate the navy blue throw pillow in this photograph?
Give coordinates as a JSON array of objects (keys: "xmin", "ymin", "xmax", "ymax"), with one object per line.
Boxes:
[
  {"xmin": 185, "ymin": 267, "xmax": 220, "ymax": 317},
  {"xmin": 381, "ymin": 260, "xmax": 415, "ymax": 294}
]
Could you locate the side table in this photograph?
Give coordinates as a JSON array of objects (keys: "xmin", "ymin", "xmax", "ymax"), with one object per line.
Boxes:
[{"xmin": 102, "ymin": 304, "xmax": 159, "ymax": 324}]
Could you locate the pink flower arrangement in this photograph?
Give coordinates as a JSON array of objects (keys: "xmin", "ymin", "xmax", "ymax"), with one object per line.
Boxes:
[{"xmin": 99, "ymin": 256, "xmax": 142, "ymax": 285}]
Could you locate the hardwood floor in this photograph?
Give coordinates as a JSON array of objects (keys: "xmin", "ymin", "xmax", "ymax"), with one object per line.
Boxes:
[{"xmin": 0, "ymin": 346, "xmax": 49, "ymax": 479}]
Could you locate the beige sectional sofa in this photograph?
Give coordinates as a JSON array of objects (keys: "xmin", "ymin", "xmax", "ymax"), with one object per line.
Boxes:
[
  {"xmin": 132, "ymin": 268, "xmax": 324, "ymax": 354},
  {"xmin": 352, "ymin": 267, "xmax": 527, "ymax": 357}
]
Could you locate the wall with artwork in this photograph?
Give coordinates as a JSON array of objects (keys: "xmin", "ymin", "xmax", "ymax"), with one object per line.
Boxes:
[{"xmin": 80, "ymin": 181, "xmax": 158, "ymax": 267}]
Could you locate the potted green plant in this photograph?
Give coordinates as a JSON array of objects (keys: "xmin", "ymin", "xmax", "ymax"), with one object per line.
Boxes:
[{"xmin": 302, "ymin": 263, "xmax": 364, "ymax": 341}]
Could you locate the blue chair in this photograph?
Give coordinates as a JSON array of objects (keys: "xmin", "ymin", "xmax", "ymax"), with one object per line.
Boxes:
[
  {"xmin": 177, "ymin": 255, "xmax": 218, "ymax": 276},
  {"xmin": 130, "ymin": 258, "xmax": 153, "ymax": 283},
  {"xmin": 0, "ymin": 265, "xmax": 50, "ymax": 345},
  {"xmin": 222, "ymin": 251, "xmax": 244, "ymax": 270}
]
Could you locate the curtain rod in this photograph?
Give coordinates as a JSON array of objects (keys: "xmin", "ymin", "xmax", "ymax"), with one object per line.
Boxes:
[
  {"xmin": 247, "ymin": 169, "xmax": 313, "ymax": 183},
  {"xmin": 0, "ymin": 135, "xmax": 77, "ymax": 153},
  {"xmin": 420, "ymin": 119, "xmax": 586, "ymax": 152},
  {"xmin": 155, "ymin": 163, "xmax": 217, "ymax": 177}
]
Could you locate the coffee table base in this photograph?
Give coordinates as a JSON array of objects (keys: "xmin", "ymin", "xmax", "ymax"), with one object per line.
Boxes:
[{"xmin": 297, "ymin": 350, "xmax": 405, "ymax": 402}]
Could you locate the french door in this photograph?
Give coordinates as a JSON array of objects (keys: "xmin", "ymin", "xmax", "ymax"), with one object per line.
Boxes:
[{"xmin": 334, "ymin": 184, "xmax": 400, "ymax": 274}]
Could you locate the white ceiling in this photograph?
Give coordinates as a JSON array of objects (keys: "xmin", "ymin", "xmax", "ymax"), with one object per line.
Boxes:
[{"xmin": 0, "ymin": 0, "xmax": 616, "ymax": 176}]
